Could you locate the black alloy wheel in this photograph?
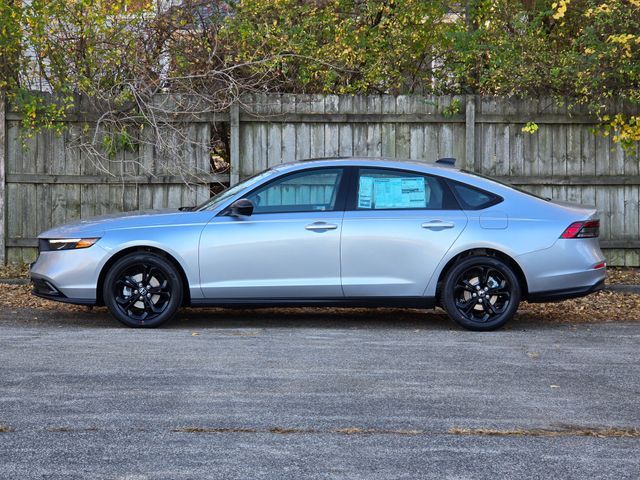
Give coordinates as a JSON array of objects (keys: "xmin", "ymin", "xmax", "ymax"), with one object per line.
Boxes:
[
  {"xmin": 441, "ymin": 256, "xmax": 520, "ymax": 331},
  {"xmin": 103, "ymin": 252, "xmax": 183, "ymax": 328}
]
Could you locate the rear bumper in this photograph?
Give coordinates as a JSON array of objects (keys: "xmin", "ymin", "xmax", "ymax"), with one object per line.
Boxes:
[
  {"xmin": 527, "ymin": 278, "xmax": 604, "ymax": 303},
  {"xmin": 516, "ymin": 237, "xmax": 606, "ymax": 299}
]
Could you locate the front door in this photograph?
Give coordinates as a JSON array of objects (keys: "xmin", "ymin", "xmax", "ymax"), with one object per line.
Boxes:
[{"xmin": 199, "ymin": 167, "xmax": 346, "ymax": 299}]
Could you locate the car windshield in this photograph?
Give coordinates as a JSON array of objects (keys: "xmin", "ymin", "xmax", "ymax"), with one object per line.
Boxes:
[
  {"xmin": 196, "ymin": 169, "xmax": 274, "ymax": 211},
  {"xmin": 460, "ymin": 170, "xmax": 551, "ymax": 201}
]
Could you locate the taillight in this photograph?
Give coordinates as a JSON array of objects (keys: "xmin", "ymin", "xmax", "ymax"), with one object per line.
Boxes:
[{"xmin": 560, "ymin": 220, "xmax": 600, "ymax": 239}]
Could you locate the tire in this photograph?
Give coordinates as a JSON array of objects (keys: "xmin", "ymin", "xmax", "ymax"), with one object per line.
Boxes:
[
  {"xmin": 440, "ymin": 256, "xmax": 521, "ymax": 331},
  {"xmin": 103, "ymin": 252, "xmax": 183, "ymax": 328}
]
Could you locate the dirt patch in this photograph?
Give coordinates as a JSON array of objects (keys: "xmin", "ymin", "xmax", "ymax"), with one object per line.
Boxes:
[
  {"xmin": 0, "ymin": 264, "xmax": 29, "ymax": 279},
  {"xmin": 606, "ymin": 267, "xmax": 640, "ymax": 285},
  {"xmin": 0, "ymin": 284, "xmax": 94, "ymax": 311},
  {"xmin": 449, "ymin": 426, "xmax": 640, "ymax": 438},
  {"xmin": 0, "ymin": 425, "xmax": 14, "ymax": 433},
  {"xmin": 517, "ymin": 290, "xmax": 640, "ymax": 324}
]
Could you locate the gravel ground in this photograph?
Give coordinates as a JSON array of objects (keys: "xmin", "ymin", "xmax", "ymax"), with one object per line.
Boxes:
[{"xmin": 0, "ymin": 312, "xmax": 638, "ymax": 479}]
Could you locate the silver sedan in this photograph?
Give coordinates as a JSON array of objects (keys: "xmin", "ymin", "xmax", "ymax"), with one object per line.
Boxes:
[{"xmin": 30, "ymin": 158, "xmax": 606, "ymax": 330}]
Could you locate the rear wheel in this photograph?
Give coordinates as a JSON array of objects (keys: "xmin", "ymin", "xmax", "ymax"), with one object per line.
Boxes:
[
  {"xmin": 441, "ymin": 256, "xmax": 520, "ymax": 331},
  {"xmin": 103, "ymin": 252, "xmax": 183, "ymax": 328}
]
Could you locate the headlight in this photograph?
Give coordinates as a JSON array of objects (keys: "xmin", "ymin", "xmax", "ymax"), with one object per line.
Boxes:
[{"xmin": 39, "ymin": 238, "xmax": 100, "ymax": 251}]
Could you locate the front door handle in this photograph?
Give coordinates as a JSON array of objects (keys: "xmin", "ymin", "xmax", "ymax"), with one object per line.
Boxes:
[
  {"xmin": 422, "ymin": 220, "xmax": 455, "ymax": 230},
  {"xmin": 305, "ymin": 222, "xmax": 338, "ymax": 231}
]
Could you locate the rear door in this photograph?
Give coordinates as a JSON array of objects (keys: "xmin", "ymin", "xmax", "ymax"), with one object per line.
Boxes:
[{"xmin": 341, "ymin": 167, "xmax": 468, "ymax": 297}]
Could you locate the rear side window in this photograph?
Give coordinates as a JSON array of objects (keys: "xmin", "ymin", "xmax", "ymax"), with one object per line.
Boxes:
[
  {"xmin": 356, "ymin": 168, "xmax": 452, "ymax": 210},
  {"xmin": 449, "ymin": 181, "xmax": 502, "ymax": 210}
]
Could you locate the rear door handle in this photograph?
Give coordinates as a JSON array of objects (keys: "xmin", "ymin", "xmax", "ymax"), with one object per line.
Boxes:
[
  {"xmin": 421, "ymin": 220, "xmax": 455, "ymax": 230},
  {"xmin": 305, "ymin": 222, "xmax": 338, "ymax": 231}
]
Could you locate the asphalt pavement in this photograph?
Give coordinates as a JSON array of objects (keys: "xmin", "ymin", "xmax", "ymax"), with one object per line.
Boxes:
[{"xmin": 0, "ymin": 307, "xmax": 638, "ymax": 479}]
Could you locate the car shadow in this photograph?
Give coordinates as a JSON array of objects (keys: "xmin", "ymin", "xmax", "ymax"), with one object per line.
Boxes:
[
  {"xmin": 2, "ymin": 306, "xmax": 575, "ymax": 331},
  {"xmin": 170, "ymin": 307, "xmax": 453, "ymax": 331}
]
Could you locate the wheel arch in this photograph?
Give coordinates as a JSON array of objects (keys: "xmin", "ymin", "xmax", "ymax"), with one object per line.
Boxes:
[
  {"xmin": 96, "ymin": 246, "xmax": 191, "ymax": 306},
  {"xmin": 434, "ymin": 248, "xmax": 529, "ymax": 302}
]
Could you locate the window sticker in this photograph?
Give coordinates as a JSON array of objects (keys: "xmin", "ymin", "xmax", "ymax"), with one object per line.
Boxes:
[
  {"xmin": 370, "ymin": 177, "xmax": 428, "ymax": 209},
  {"xmin": 358, "ymin": 176, "xmax": 374, "ymax": 208},
  {"xmin": 359, "ymin": 176, "xmax": 429, "ymax": 209}
]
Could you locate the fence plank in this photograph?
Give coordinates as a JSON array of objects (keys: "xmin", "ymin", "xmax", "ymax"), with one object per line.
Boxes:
[
  {"xmin": 381, "ymin": 95, "xmax": 396, "ymax": 157},
  {"xmin": 324, "ymin": 95, "xmax": 340, "ymax": 157},
  {"xmin": 295, "ymin": 94, "xmax": 312, "ymax": 160},
  {"xmin": 229, "ymin": 102, "xmax": 240, "ymax": 185},
  {"xmin": 0, "ymin": 94, "xmax": 5, "ymax": 264},
  {"xmin": 366, "ymin": 95, "xmax": 382, "ymax": 157},
  {"xmin": 267, "ymin": 96, "xmax": 282, "ymax": 167},
  {"xmin": 309, "ymin": 94, "xmax": 325, "ymax": 158},
  {"xmin": 395, "ymin": 95, "xmax": 411, "ymax": 159},
  {"xmin": 338, "ymin": 96, "xmax": 354, "ymax": 157}
]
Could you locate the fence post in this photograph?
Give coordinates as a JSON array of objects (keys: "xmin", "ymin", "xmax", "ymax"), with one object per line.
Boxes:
[
  {"xmin": 0, "ymin": 93, "xmax": 6, "ymax": 265},
  {"xmin": 229, "ymin": 102, "xmax": 240, "ymax": 185},
  {"xmin": 465, "ymin": 94, "xmax": 476, "ymax": 171}
]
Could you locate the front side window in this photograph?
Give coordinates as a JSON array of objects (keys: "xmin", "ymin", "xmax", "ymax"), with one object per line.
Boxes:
[
  {"xmin": 356, "ymin": 168, "xmax": 448, "ymax": 210},
  {"xmin": 247, "ymin": 168, "xmax": 344, "ymax": 214},
  {"xmin": 197, "ymin": 169, "xmax": 274, "ymax": 211}
]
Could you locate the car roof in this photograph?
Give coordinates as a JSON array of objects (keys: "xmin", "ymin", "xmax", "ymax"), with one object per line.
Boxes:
[{"xmin": 273, "ymin": 156, "xmax": 461, "ymax": 174}]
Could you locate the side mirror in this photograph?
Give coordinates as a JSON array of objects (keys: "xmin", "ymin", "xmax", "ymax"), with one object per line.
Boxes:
[{"xmin": 229, "ymin": 198, "xmax": 254, "ymax": 217}]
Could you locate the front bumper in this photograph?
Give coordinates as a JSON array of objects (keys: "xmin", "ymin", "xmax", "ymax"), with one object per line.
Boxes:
[
  {"xmin": 29, "ymin": 243, "xmax": 108, "ymax": 304},
  {"xmin": 31, "ymin": 277, "xmax": 96, "ymax": 305}
]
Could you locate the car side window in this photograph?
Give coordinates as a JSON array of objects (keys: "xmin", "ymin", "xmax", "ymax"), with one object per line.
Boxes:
[
  {"xmin": 247, "ymin": 168, "xmax": 344, "ymax": 214},
  {"xmin": 356, "ymin": 168, "xmax": 446, "ymax": 210},
  {"xmin": 449, "ymin": 181, "xmax": 502, "ymax": 210}
]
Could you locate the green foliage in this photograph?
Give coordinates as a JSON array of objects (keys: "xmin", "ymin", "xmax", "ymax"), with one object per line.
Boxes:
[
  {"xmin": 0, "ymin": 1, "xmax": 23, "ymax": 91},
  {"xmin": 1, "ymin": 0, "xmax": 150, "ymax": 136},
  {"xmin": 522, "ymin": 122, "xmax": 539, "ymax": 134},
  {"xmin": 101, "ymin": 127, "xmax": 137, "ymax": 158},
  {"xmin": 448, "ymin": 0, "xmax": 640, "ymax": 150},
  {"xmin": 442, "ymin": 99, "xmax": 462, "ymax": 118},
  {"xmin": 222, "ymin": 0, "xmax": 455, "ymax": 94},
  {"xmin": 1, "ymin": 0, "xmax": 639, "ymax": 153}
]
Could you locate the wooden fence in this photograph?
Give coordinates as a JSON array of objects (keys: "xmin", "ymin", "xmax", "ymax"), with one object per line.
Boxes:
[{"xmin": 1, "ymin": 93, "xmax": 639, "ymax": 265}]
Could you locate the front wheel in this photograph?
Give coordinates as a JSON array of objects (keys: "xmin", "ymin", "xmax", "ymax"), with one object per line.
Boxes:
[
  {"xmin": 440, "ymin": 256, "xmax": 520, "ymax": 331},
  {"xmin": 103, "ymin": 252, "xmax": 183, "ymax": 328}
]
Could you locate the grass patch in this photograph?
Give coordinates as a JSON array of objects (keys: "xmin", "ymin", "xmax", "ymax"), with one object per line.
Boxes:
[
  {"xmin": 333, "ymin": 427, "xmax": 423, "ymax": 435},
  {"xmin": 449, "ymin": 426, "xmax": 640, "ymax": 438},
  {"xmin": 173, "ymin": 426, "xmax": 423, "ymax": 436},
  {"xmin": 46, "ymin": 427, "xmax": 98, "ymax": 432},
  {"xmin": 172, "ymin": 427, "xmax": 261, "ymax": 434}
]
